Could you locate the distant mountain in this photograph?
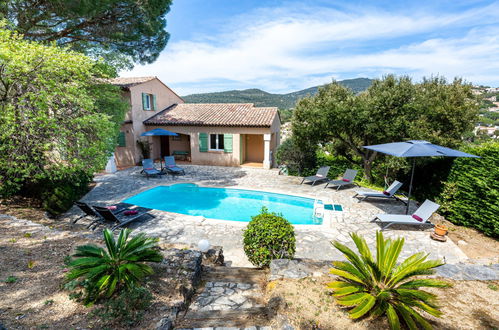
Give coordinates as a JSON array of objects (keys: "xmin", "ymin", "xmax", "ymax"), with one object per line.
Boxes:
[{"xmin": 182, "ymin": 78, "xmax": 373, "ymax": 109}]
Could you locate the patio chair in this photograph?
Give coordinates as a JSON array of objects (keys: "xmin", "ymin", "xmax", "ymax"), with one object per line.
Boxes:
[
  {"xmin": 371, "ymin": 199, "xmax": 440, "ymax": 230},
  {"xmin": 141, "ymin": 159, "xmax": 163, "ymax": 179},
  {"xmin": 324, "ymin": 169, "xmax": 358, "ymax": 190},
  {"xmin": 94, "ymin": 206, "xmax": 153, "ymax": 231},
  {"xmin": 86, "ymin": 203, "xmax": 133, "ymax": 230},
  {"xmin": 353, "ymin": 180, "xmax": 406, "ymax": 205},
  {"xmin": 162, "ymin": 156, "xmax": 185, "ymax": 175},
  {"xmin": 73, "ymin": 201, "xmax": 99, "ymax": 224},
  {"xmin": 300, "ymin": 166, "xmax": 330, "ymax": 186}
]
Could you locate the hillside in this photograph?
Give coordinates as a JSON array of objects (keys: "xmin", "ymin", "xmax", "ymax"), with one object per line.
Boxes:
[{"xmin": 182, "ymin": 78, "xmax": 373, "ymax": 109}]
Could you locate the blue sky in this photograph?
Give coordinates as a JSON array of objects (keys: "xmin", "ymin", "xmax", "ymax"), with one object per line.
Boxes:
[{"xmin": 125, "ymin": 0, "xmax": 499, "ymax": 95}]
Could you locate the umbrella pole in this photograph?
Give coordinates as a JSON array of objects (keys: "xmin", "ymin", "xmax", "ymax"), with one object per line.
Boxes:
[{"xmin": 406, "ymin": 158, "xmax": 416, "ymax": 214}]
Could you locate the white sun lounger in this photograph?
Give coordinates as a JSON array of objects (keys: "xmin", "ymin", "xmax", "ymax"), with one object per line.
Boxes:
[
  {"xmin": 353, "ymin": 180, "xmax": 405, "ymax": 204},
  {"xmin": 324, "ymin": 169, "xmax": 358, "ymax": 190},
  {"xmin": 371, "ymin": 199, "xmax": 440, "ymax": 230}
]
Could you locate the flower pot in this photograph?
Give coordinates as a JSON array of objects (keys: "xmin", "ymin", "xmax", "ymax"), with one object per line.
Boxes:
[{"xmin": 434, "ymin": 224, "xmax": 448, "ymax": 236}]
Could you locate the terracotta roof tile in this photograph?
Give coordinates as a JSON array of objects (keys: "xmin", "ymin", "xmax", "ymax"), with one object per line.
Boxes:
[
  {"xmin": 107, "ymin": 76, "xmax": 156, "ymax": 88},
  {"xmin": 144, "ymin": 103, "xmax": 278, "ymax": 127}
]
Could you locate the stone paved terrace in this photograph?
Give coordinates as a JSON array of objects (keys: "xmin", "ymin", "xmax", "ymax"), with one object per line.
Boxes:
[{"xmin": 65, "ymin": 165, "xmax": 468, "ymax": 267}]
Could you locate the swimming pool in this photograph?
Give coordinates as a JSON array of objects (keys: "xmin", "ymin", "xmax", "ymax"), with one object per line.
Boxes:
[{"xmin": 123, "ymin": 183, "xmax": 323, "ymax": 225}]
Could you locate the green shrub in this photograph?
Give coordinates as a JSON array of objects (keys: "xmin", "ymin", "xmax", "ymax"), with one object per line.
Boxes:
[
  {"xmin": 276, "ymin": 137, "xmax": 317, "ymax": 175},
  {"xmin": 328, "ymin": 231, "xmax": 450, "ymax": 329},
  {"xmin": 243, "ymin": 207, "xmax": 296, "ymax": 267},
  {"xmin": 316, "ymin": 150, "xmax": 362, "ymax": 180},
  {"xmin": 439, "ymin": 141, "xmax": 499, "ymax": 237},
  {"xmin": 66, "ymin": 229, "xmax": 163, "ymax": 304},
  {"xmin": 92, "ymin": 286, "xmax": 153, "ymax": 326},
  {"xmin": 21, "ymin": 171, "xmax": 92, "ymax": 216}
]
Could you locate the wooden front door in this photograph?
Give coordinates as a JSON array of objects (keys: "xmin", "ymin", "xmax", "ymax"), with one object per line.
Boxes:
[
  {"xmin": 160, "ymin": 136, "xmax": 170, "ymax": 157},
  {"xmin": 245, "ymin": 134, "xmax": 264, "ymax": 162}
]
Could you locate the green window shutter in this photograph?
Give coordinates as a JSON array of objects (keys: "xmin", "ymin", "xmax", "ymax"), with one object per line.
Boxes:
[
  {"xmin": 117, "ymin": 132, "xmax": 126, "ymax": 147},
  {"xmin": 152, "ymin": 94, "xmax": 157, "ymax": 110},
  {"xmin": 199, "ymin": 133, "xmax": 208, "ymax": 152},
  {"xmin": 223, "ymin": 134, "xmax": 233, "ymax": 153},
  {"xmin": 141, "ymin": 93, "xmax": 147, "ymax": 110}
]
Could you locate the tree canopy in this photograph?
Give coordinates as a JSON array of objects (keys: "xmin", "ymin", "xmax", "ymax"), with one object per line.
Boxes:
[
  {"xmin": 290, "ymin": 75, "xmax": 479, "ymax": 181},
  {"xmin": 0, "ymin": 0, "xmax": 172, "ymax": 67},
  {"xmin": 0, "ymin": 26, "xmax": 128, "ymax": 196}
]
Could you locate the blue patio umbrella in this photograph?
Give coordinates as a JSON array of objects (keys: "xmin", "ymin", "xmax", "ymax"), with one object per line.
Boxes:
[
  {"xmin": 140, "ymin": 128, "xmax": 178, "ymax": 136},
  {"xmin": 363, "ymin": 140, "xmax": 479, "ymax": 214}
]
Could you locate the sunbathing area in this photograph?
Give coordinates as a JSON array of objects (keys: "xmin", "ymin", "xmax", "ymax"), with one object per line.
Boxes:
[
  {"xmin": 2, "ymin": 15, "xmax": 498, "ymax": 327},
  {"xmin": 66, "ymin": 164, "xmax": 468, "ymax": 267}
]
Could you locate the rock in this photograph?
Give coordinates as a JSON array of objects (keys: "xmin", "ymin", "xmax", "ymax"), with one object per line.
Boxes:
[
  {"xmin": 237, "ymin": 283, "xmax": 252, "ymax": 290},
  {"xmin": 269, "ymin": 258, "xmax": 332, "ymax": 280},
  {"xmin": 203, "ymin": 246, "xmax": 225, "ymax": 266},
  {"xmin": 156, "ymin": 317, "xmax": 173, "ymax": 330},
  {"xmin": 435, "ymin": 264, "xmax": 461, "ymax": 279},
  {"xmin": 457, "ymin": 240, "xmax": 468, "ymax": 246},
  {"xmin": 461, "ymin": 264, "xmax": 498, "ymax": 281},
  {"xmin": 435, "ymin": 263, "xmax": 499, "ymax": 280}
]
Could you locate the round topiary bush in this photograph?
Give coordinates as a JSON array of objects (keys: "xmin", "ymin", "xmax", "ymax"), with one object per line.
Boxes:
[{"xmin": 243, "ymin": 207, "xmax": 296, "ymax": 267}]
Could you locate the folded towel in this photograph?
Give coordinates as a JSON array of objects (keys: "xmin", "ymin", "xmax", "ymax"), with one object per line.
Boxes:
[
  {"xmin": 382, "ymin": 190, "xmax": 390, "ymax": 196},
  {"xmin": 342, "ymin": 179, "xmax": 350, "ymax": 182},
  {"xmin": 145, "ymin": 167, "xmax": 154, "ymax": 170},
  {"xmin": 106, "ymin": 205, "xmax": 117, "ymax": 210},
  {"xmin": 412, "ymin": 214, "xmax": 423, "ymax": 222},
  {"xmin": 124, "ymin": 210, "xmax": 138, "ymax": 216},
  {"xmin": 316, "ymin": 174, "xmax": 323, "ymax": 177}
]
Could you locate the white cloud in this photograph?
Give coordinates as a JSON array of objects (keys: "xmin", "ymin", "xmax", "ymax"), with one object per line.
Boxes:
[{"xmin": 124, "ymin": 3, "xmax": 499, "ymax": 94}]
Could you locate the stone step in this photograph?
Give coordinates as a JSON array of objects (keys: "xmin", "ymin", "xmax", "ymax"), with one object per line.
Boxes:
[
  {"xmin": 176, "ymin": 307, "xmax": 271, "ymax": 328},
  {"xmin": 203, "ymin": 267, "xmax": 266, "ymax": 284}
]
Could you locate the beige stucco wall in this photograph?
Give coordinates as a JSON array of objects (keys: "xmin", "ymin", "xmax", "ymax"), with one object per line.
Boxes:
[
  {"xmin": 149, "ymin": 134, "xmax": 190, "ymax": 160},
  {"xmin": 146, "ymin": 125, "xmax": 279, "ymax": 167},
  {"xmin": 169, "ymin": 134, "xmax": 191, "ymax": 153},
  {"xmin": 114, "ymin": 78, "xmax": 184, "ymax": 166},
  {"xmin": 114, "ymin": 123, "xmax": 135, "ymax": 167}
]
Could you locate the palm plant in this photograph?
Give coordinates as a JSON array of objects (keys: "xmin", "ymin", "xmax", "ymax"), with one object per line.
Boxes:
[
  {"xmin": 328, "ymin": 231, "xmax": 450, "ymax": 329},
  {"xmin": 67, "ymin": 228, "xmax": 163, "ymax": 303}
]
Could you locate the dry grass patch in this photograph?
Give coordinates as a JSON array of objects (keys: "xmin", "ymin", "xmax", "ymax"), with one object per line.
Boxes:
[
  {"xmin": 0, "ymin": 217, "xmax": 194, "ymax": 329},
  {"xmin": 266, "ymin": 276, "xmax": 499, "ymax": 329}
]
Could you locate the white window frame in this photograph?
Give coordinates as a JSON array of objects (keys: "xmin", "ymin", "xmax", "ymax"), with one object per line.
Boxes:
[
  {"xmin": 209, "ymin": 133, "xmax": 224, "ymax": 151},
  {"xmin": 143, "ymin": 94, "xmax": 153, "ymax": 110}
]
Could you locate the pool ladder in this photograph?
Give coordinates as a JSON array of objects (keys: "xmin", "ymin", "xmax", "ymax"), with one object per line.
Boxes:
[{"xmin": 313, "ymin": 199, "xmax": 325, "ymax": 218}]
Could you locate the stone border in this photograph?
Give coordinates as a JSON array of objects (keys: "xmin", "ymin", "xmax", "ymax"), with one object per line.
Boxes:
[{"xmin": 269, "ymin": 258, "xmax": 499, "ymax": 281}]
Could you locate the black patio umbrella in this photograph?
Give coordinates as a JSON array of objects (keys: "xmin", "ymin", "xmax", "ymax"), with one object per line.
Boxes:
[{"xmin": 363, "ymin": 140, "xmax": 480, "ymax": 214}]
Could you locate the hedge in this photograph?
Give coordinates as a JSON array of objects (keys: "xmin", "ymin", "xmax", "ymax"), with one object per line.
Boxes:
[{"xmin": 438, "ymin": 141, "xmax": 499, "ymax": 237}]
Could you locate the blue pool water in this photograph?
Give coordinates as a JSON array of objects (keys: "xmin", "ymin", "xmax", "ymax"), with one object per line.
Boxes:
[{"xmin": 123, "ymin": 183, "xmax": 323, "ymax": 225}]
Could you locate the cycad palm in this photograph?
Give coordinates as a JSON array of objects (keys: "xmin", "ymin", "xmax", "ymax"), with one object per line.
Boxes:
[
  {"xmin": 67, "ymin": 228, "xmax": 163, "ymax": 303},
  {"xmin": 328, "ymin": 231, "xmax": 450, "ymax": 329}
]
